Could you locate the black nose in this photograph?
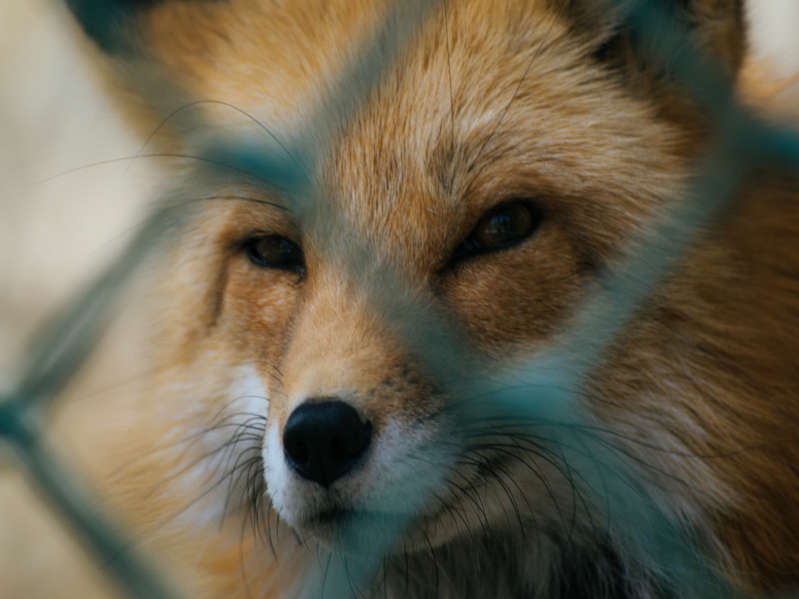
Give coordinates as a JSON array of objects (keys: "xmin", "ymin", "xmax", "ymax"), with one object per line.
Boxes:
[{"xmin": 282, "ymin": 400, "xmax": 372, "ymax": 487}]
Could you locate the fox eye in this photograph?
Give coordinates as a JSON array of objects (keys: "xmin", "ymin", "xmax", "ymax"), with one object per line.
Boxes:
[
  {"xmin": 243, "ymin": 235, "xmax": 305, "ymax": 274},
  {"xmin": 454, "ymin": 200, "xmax": 543, "ymax": 261}
]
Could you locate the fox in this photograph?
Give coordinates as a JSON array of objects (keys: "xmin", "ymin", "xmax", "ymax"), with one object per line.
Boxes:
[{"xmin": 52, "ymin": 0, "xmax": 799, "ymax": 598}]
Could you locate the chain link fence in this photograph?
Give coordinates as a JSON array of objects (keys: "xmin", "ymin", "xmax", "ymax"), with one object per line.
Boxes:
[{"xmin": 2, "ymin": 1, "xmax": 798, "ymax": 597}]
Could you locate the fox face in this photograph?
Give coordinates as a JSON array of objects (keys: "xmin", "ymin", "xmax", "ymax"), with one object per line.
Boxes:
[{"xmin": 66, "ymin": 1, "xmax": 799, "ymax": 598}]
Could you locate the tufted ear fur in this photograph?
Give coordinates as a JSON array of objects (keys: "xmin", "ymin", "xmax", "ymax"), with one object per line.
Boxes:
[
  {"xmin": 65, "ymin": 0, "xmax": 169, "ymax": 52},
  {"xmin": 66, "ymin": 0, "xmax": 219, "ymax": 55},
  {"xmin": 558, "ymin": 0, "xmax": 746, "ymax": 82}
]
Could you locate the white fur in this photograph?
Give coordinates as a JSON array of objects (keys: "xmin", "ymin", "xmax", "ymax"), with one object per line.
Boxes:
[
  {"xmin": 173, "ymin": 363, "xmax": 269, "ymax": 528},
  {"xmin": 264, "ymin": 413, "xmax": 453, "ymax": 539}
]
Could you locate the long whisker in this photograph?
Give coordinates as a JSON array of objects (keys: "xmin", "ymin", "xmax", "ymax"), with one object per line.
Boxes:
[
  {"xmin": 37, "ymin": 153, "xmax": 265, "ymax": 185},
  {"xmin": 135, "ymin": 99, "xmax": 300, "ymax": 168}
]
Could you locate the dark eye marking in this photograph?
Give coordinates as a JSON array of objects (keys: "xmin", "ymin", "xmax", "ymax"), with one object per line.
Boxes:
[
  {"xmin": 242, "ymin": 234, "xmax": 305, "ymax": 275},
  {"xmin": 452, "ymin": 200, "xmax": 544, "ymax": 263}
]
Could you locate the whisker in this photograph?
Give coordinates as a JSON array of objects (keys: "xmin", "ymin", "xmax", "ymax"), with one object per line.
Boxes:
[{"xmin": 135, "ymin": 99, "xmax": 300, "ymax": 168}]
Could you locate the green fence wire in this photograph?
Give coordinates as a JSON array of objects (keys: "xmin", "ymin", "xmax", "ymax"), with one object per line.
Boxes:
[{"xmin": 2, "ymin": 1, "xmax": 798, "ymax": 598}]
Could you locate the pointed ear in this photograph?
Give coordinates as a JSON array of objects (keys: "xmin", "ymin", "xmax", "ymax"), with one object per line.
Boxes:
[
  {"xmin": 674, "ymin": 0, "xmax": 746, "ymax": 74},
  {"xmin": 564, "ymin": 0, "xmax": 746, "ymax": 79},
  {"xmin": 65, "ymin": 0, "xmax": 165, "ymax": 53}
]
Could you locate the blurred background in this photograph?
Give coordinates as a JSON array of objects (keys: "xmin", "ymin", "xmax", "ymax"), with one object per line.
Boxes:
[
  {"xmin": 1, "ymin": 3, "xmax": 158, "ymax": 597},
  {"xmin": 0, "ymin": 1, "xmax": 797, "ymax": 597}
]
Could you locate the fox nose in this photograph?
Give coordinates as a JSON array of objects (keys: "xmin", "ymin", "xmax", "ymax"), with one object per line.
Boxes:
[{"xmin": 282, "ymin": 400, "xmax": 372, "ymax": 487}]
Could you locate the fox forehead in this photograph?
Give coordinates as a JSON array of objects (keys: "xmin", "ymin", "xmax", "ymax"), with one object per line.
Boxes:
[
  {"xmin": 141, "ymin": 0, "xmax": 566, "ymax": 113},
  {"xmin": 143, "ymin": 0, "xmax": 686, "ymax": 269}
]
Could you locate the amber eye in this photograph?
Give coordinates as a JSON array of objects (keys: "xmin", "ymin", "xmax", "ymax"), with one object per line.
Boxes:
[
  {"xmin": 454, "ymin": 200, "xmax": 543, "ymax": 261},
  {"xmin": 243, "ymin": 235, "xmax": 305, "ymax": 274}
]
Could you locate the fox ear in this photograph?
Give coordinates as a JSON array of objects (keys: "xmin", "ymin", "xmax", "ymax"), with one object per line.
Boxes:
[
  {"xmin": 636, "ymin": 0, "xmax": 746, "ymax": 75},
  {"xmin": 567, "ymin": 0, "xmax": 746, "ymax": 79},
  {"xmin": 65, "ymin": 0, "xmax": 166, "ymax": 53}
]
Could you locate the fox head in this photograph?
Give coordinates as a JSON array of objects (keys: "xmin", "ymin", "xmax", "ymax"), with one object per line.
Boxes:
[{"xmin": 66, "ymin": 1, "xmax": 799, "ymax": 597}]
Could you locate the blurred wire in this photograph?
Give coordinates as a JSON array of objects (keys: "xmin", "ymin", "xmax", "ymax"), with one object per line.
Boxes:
[{"xmin": 2, "ymin": 1, "xmax": 797, "ymax": 598}]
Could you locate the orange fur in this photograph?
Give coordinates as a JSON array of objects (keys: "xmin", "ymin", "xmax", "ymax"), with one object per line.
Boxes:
[{"xmin": 63, "ymin": 1, "xmax": 799, "ymax": 597}]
